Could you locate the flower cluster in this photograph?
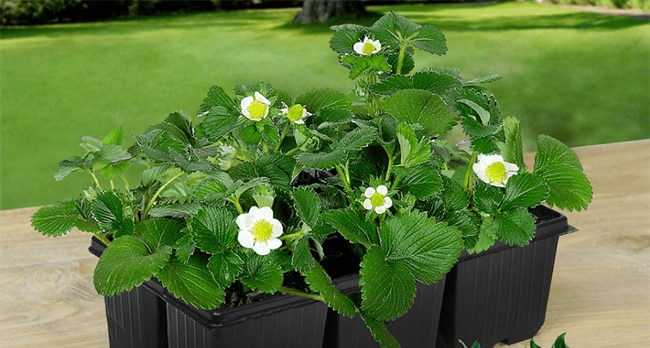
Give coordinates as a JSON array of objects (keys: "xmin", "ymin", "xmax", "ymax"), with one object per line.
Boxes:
[{"xmin": 32, "ymin": 12, "xmax": 591, "ymax": 348}]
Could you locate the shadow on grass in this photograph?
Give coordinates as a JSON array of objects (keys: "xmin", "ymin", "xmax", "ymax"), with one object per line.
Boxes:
[
  {"xmin": 274, "ymin": 3, "xmax": 649, "ymax": 33},
  {"xmin": 3, "ymin": 3, "xmax": 647, "ymax": 42}
]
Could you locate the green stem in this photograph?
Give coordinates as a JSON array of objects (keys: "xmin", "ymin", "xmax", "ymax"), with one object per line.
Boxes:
[
  {"xmin": 335, "ymin": 164, "xmax": 353, "ymax": 197},
  {"xmin": 94, "ymin": 233, "xmax": 111, "ymax": 246},
  {"xmin": 88, "ymin": 170, "xmax": 102, "ymax": 191},
  {"xmin": 391, "ymin": 172, "xmax": 404, "ymax": 192},
  {"xmin": 285, "ymin": 146, "xmax": 301, "ymax": 157},
  {"xmin": 231, "ymin": 197, "xmax": 244, "ymax": 215},
  {"xmin": 464, "ymin": 151, "xmax": 478, "ymax": 193},
  {"xmin": 274, "ymin": 123, "xmax": 290, "ymax": 152},
  {"xmin": 279, "ymin": 227, "xmax": 304, "ymax": 241},
  {"xmin": 278, "ymin": 286, "xmax": 324, "ymax": 302},
  {"xmin": 143, "ymin": 171, "xmax": 184, "ymax": 218},
  {"xmin": 396, "ymin": 44, "xmax": 407, "ymax": 75},
  {"xmin": 121, "ymin": 175, "xmax": 131, "ymax": 191},
  {"xmin": 384, "ymin": 149, "xmax": 394, "ymax": 182}
]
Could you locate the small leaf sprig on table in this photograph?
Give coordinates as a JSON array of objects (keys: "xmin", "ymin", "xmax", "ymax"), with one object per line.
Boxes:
[{"xmin": 31, "ymin": 12, "xmax": 591, "ymax": 348}]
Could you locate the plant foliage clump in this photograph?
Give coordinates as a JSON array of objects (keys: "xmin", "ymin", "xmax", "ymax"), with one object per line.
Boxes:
[{"xmin": 31, "ymin": 12, "xmax": 591, "ymax": 347}]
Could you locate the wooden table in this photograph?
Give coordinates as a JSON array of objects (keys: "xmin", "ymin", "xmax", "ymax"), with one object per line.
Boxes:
[{"xmin": 1, "ymin": 140, "xmax": 649, "ymax": 347}]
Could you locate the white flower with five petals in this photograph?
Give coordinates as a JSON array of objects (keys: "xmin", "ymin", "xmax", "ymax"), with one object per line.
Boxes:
[
  {"xmin": 362, "ymin": 185, "xmax": 392, "ymax": 214},
  {"xmin": 353, "ymin": 36, "xmax": 382, "ymax": 56},
  {"xmin": 280, "ymin": 104, "xmax": 311, "ymax": 125},
  {"xmin": 472, "ymin": 154, "xmax": 519, "ymax": 188},
  {"xmin": 236, "ymin": 206, "xmax": 283, "ymax": 255},
  {"xmin": 241, "ymin": 92, "xmax": 271, "ymax": 121}
]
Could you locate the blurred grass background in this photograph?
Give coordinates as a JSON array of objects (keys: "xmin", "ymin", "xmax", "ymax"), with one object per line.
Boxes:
[{"xmin": 1, "ymin": 2, "xmax": 649, "ymax": 209}]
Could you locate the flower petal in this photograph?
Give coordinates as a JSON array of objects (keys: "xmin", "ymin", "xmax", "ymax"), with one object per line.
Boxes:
[
  {"xmin": 375, "ymin": 206, "xmax": 386, "ymax": 214},
  {"xmin": 253, "ymin": 242, "xmax": 271, "ymax": 256},
  {"xmin": 270, "ymin": 219, "xmax": 284, "ymax": 237},
  {"xmin": 254, "ymin": 91, "xmax": 271, "ymax": 105},
  {"xmin": 363, "ymin": 199, "xmax": 373, "ymax": 210},
  {"xmin": 376, "ymin": 185, "xmax": 388, "ymax": 195},
  {"xmin": 383, "ymin": 197, "xmax": 392, "ymax": 208},
  {"xmin": 238, "ymin": 231, "xmax": 255, "ymax": 248},
  {"xmin": 257, "ymin": 206, "xmax": 274, "ymax": 220},
  {"xmin": 364, "ymin": 187, "xmax": 375, "ymax": 198},
  {"xmin": 266, "ymin": 238, "xmax": 282, "ymax": 250}
]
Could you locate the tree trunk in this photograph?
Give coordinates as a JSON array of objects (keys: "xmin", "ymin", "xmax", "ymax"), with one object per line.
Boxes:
[{"xmin": 293, "ymin": 0, "xmax": 367, "ymax": 24}]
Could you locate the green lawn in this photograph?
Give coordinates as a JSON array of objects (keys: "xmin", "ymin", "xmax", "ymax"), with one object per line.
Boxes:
[{"xmin": 1, "ymin": 2, "xmax": 649, "ymax": 210}]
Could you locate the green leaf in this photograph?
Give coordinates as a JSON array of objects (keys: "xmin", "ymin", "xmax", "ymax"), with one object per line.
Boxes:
[
  {"xmin": 194, "ymin": 173, "xmax": 234, "ymax": 201},
  {"xmin": 31, "ymin": 200, "xmax": 80, "ymax": 237},
  {"xmin": 304, "ymin": 264, "xmax": 357, "ymax": 318},
  {"xmin": 384, "ymin": 89, "xmax": 457, "ymax": 137},
  {"xmin": 94, "ymin": 235, "xmax": 172, "ymax": 296},
  {"xmin": 530, "ymin": 339, "xmax": 542, "ymax": 348},
  {"xmin": 397, "ymin": 122, "xmax": 432, "ymax": 167},
  {"xmin": 240, "ymin": 253, "xmax": 283, "ymax": 293},
  {"xmin": 92, "ymin": 191, "xmax": 133, "ymax": 235},
  {"xmin": 256, "ymin": 153, "xmax": 295, "ymax": 193},
  {"xmin": 370, "ymin": 75, "xmax": 413, "ymax": 95},
  {"xmin": 189, "ymin": 207, "xmax": 238, "ymax": 254},
  {"xmin": 157, "ymin": 254, "xmax": 225, "ymax": 310},
  {"xmin": 410, "ymin": 24, "xmax": 447, "ymax": 56},
  {"xmin": 552, "ymin": 333, "xmax": 568, "ymax": 348},
  {"xmin": 295, "ymin": 149, "xmax": 346, "ymax": 169},
  {"xmin": 441, "ymin": 175, "xmax": 470, "ymax": 211},
  {"xmin": 500, "ymin": 117, "xmax": 525, "ymax": 170},
  {"xmin": 201, "ymin": 106, "xmax": 240, "ymax": 140},
  {"xmin": 148, "ymin": 203, "xmax": 202, "ymax": 218},
  {"xmin": 412, "ymin": 70, "xmax": 462, "ymax": 95},
  {"xmin": 370, "ymin": 12, "xmax": 419, "ymax": 50},
  {"xmin": 338, "ymin": 125, "xmax": 378, "ymax": 152},
  {"xmin": 207, "ymin": 250, "xmax": 244, "ymax": 288},
  {"xmin": 360, "ymin": 246, "xmax": 416, "ymax": 321},
  {"xmin": 472, "ymin": 181, "xmax": 504, "ymax": 214},
  {"xmin": 534, "ymin": 135, "xmax": 592, "ymax": 211},
  {"xmin": 135, "ymin": 218, "xmax": 185, "ymax": 252},
  {"xmin": 240, "ymin": 124, "xmax": 262, "ymax": 144},
  {"xmin": 471, "ymin": 220, "xmax": 497, "ymax": 254},
  {"xmin": 458, "ymin": 99, "xmax": 490, "ymax": 126},
  {"xmin": 359, "ymin": 311, "xmax": 401, "ymax": 348},
  {"xmin": 54, "ymin": 156, "xmax": 87, "ymax": 181},
  {"xmin": 101, "ymin": 128, "xmax": 124, "ymax": 145},
  {"xmin": 329, "ymin": 24, "xmax": 367, "ymax": 55},
  {"xmin": 291, "ymin": 237, "xmax": 318, "ymax": 273},
  {"xmin": 291, "ymin": 187, "xmax": 321, "ymax": 227},
  {"xmin": 493, "ymin": 208, "xmax": 536, "ymax": 246},
  {"xmin": 296, "ymin": 88, "xmax": 351, "ymax": 113},
  {"xmin": 321, "ymin": 208, "xmax": 379, "ymax": 246},
  {"xmin": 199, "ymin": 85, "xmax": 238, "ymax": 114},
  {"xmin": 379, "ymin": 213, "xmax": 462, "ymax": 284},
  {"xmin": 399, "ymin": 164, "xmax": 442, "ymax": 199},
  {"xmin": 342, "ymin": 55, "xmax": 392, "ymax": 79},
  {"xmin": 502, "ymin": 173, "xmax": 549, "ymax": 210},
  {"xmin": 535, "ymin": 135, "xmax": 584, "ymax": 171}
]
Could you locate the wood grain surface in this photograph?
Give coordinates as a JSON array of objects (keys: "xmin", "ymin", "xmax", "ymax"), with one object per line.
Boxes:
[{"xmin": 1, "ymin": 140, "xmax": 648, "ymax": 347}]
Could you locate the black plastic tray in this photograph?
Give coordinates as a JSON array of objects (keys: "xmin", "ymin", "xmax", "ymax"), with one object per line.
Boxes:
[{"xmin": 437, "ymin": 206, "xmax": 574, "ymax": 347}]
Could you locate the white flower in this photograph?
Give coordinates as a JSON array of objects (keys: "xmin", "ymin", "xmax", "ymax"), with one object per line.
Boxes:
[
  {"xmin": 236, "ymin": 206, "xmax": 283, "ymax": 255},
  {"xmin": 280, "ymin": 104, "xmax": 311, "ymax": 125},
  {"xmin": 353, "ymin": 36, "xmax": 381, "ymax": 56},
  {"xmin": 241, "ymin": 92, "xmax": 271, "ymax": 121},
  {"xmin": 362, "ymin": 185, "xmax": 393, "ymax": 214},
  {"xmin": 472, "ymin": 154, "xmax": 519, "ymax": 188}
]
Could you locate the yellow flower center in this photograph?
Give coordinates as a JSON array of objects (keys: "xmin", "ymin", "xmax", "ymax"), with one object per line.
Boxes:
[
  {"xmin": 363, "ymin": 41, "xmax": 377, "ymax": 55},
  {"xmin": 247, "ymin": 99, "xmax": 268, "ymax": 120},
  {"xmin": 370, "ymin": 192, "xmax": 385, "ymax": 207},
  {"xmin": 252, "ymin": 220, "xmax": 273, "ymax": 242},
  {"xmin": 287, "ymin": 104, "xmax": 304, "ymax": 122},
  {"xmin": 486, "ymin": 161, "xmax": 507, "ymax": 184}
]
